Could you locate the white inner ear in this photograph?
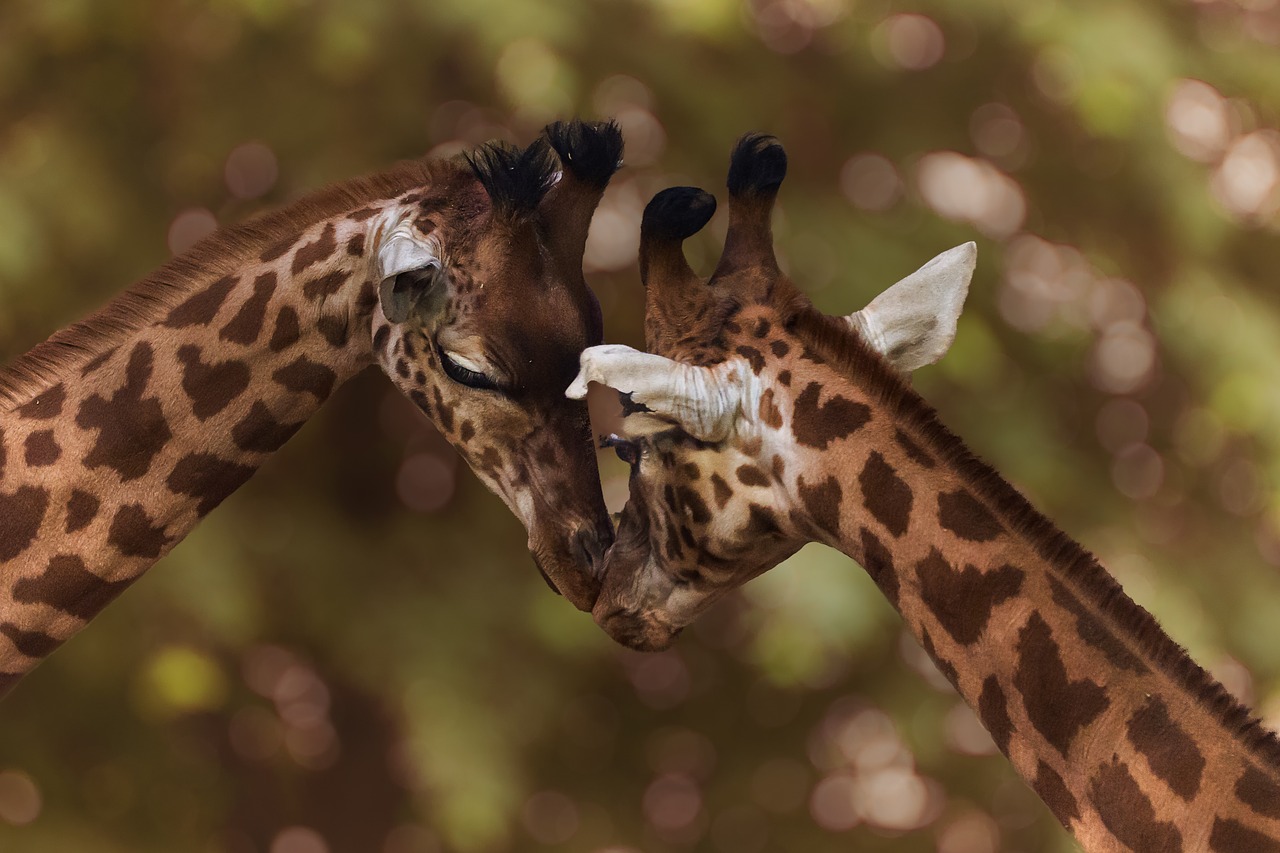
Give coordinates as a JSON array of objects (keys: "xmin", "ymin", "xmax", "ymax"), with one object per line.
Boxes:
[
  {"xmin": 567, "ymin": 344, "xmax": 749, "ymax": 442},
  {"xmin": 847, "ymin": 241, "xmax": 976, "ymax": 373},
  {"xmin": 377, "ymin": 224, "xmax": 440, "ymax": 283}
]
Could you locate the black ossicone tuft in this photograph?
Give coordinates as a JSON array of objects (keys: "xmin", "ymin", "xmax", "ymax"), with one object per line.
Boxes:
[
  {"xmin": 544, "ymin": 119, "xmax": 625, "ymax": 188},
  {"xmin": 726, "ymin": 132, "xmax": 788, "ymax": 196},
  {"xmin": 465, "ymin": 138, "xmax": 558, "ymax": 218},
  {"xmin": 642, "ymin": 187, "xmax": 717, "ymax": 241}
]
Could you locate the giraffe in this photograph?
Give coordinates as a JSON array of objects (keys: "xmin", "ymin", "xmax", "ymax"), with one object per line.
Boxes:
[
  {"xmin": 0, "ymin": 120, "xmax": 622, "ymax": 695},
  {"xmin": 569, "ymin": 134, "xmax": 1280, "ymax": 851}
]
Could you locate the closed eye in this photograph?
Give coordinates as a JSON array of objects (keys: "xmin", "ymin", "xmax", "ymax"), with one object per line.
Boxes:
[
  {"xmin": 438, "ymin": 345, "xmax": 501, "ymax": 392},
  {"xmin": 600, "ymin": 433, "xmax": 640, "ymax": 468}
]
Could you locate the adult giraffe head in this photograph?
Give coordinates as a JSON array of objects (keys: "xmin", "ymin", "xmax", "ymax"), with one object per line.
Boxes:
[
  {"xmin": 568, "ymin": 133, "xmax": 975, "ymax": 647},
  {"xmin": 373, "ymin": 121, "xmax": 623, "ymax": 608}
]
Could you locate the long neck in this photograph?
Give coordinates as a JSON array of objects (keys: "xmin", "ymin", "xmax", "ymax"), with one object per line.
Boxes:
[
  {"xmin": 772, "ymin": 321, "xmax": 1280, "ymax": 851},
  {"xmin": 0, "ymin": 206, "xmax": 392, "ymax": 691}
]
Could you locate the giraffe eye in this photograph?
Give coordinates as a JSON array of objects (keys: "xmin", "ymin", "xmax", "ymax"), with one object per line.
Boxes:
[
  {"xmin": 438, "ymin": 344, "xmax": 501, "ymax": 392},
  {"xmin": 601, "ymin": 433, "xmax": 640, "ymax": 468}
]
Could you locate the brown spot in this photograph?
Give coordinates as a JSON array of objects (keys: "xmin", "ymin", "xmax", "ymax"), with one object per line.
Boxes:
[
  {"xmin": 858, "ymin": 527, "xmax": 897, "ymax": 606},
  {"xmin": 915, "ymin": 550, "xmax": 1023, "ymax": 645},
  {"xmin": 14, "ymin": 555, "xmax": 132, "ymax": 621},
  {"xmin": 758, "ymin": 389, "xmax": 784, "ymax": 429},
  {"xmin": 893, "ymin": 428, "xmax": 935, "ymax": 468},
  {"xmin": 107, "ymin": 504, "xmax": 170, "ymax": 559},
  {"xmin": 676, "ymin": 486, "xmax": 711, "ymax": 524},
  {"xmin": 232, "ymin": 402, "xmax": 305, "ymax": 454},
  {"xmin": 1047, "ymin": 576, "xmax": 1149, "ymax": 674},
  {"xmin": 793, "ymin": 383, "xmax": 871, "ymax": 450},
  {"xmin": 710, "ymin": 473, "xmax": 732, "ymax": 509},
  {"xmin": 318, "ymin": 315, "xmax": 349, "ymax": 347},
  {"xmin": 347, "ymin": 206, "xmax": 379, "ymax": 221},
  {"xmin": 1237, "ymin": 766, "xmax": 1280, "ymax": 819},
  {"xmin": 680, "ymin": 463, "xmax": 701, "ymax": 481},
  {"xmin": 24, "ymin": 431, "xmax": 60, "ymax": 466},
  {"xmin": 771, "ymin": 455, "xmax": 785, "ymax": 480},
  {"xmin": 291, "ymin": 222, "xmax": 337, "ymax": 274},
  {"xmin": 346, "ymin": 233, "xmax": 366, "ymax": 256},
  {"xmin": 219, "ymin": 271, "xmax": 277, "ymax": 345},
  {"xmin": 0, "ymin": 624, "xmax": 59, "ymax": 659},
  {"xmin": 65, "ymin": 490, "xmax": 100, "ymax": 533},
  {"xmin": 302, "ymin": 271, "xmax": 349, "ymax": 300},
  {"xmin": 736, "ymin": 465, "xmax": 770, "ymax": 487},
  {"xmin": 735, "ymin": 346, "xmax": 766, "ymax": 374},
  {"xmin": 273, "ymin": 357, "xmax": 336, "ymax": 400},
  {"xmin": 259, "ymin": 237, "xmax": 294, "ymax": 262},
  {"xmin": 978, "ymin": 675, "xmax": 1013, "ymax": 754},
  {"xmin": 76, "ymin": 342, "xmax": 173, "ymax": 481},
  {"xmin": 919, "ymin": 628, "xmax": 958, "ymax": 685},
  {"xmin": 167, "ymin": 453, "xmax": 256, "ymax": 516},
  {"xmin": 17, "ymin": 384, "xmax": 65, "ymax": 419},
  {"xmin": 270, "ymin": 306, "xmax": 302, "ymax": 351},
  {"xmin": 798, "ymin": 475, "xmax": 841, "ymax": 542},
  {"xmin": 1210, "ymin": 816, "xmax": 1280, "ymax": 852},
  {"xmin": 777, "ymin": 370, "xmax": 792, "ymax": 386},
  {"xmin": 938, "ymin": 489, "xmax": 1004, "ymax": 542},
  {"xmin": 751, "ymin": 318, "xmax": 771, "ymax": 338},
  {"xmin": 162, "ymin": 275, "xmax": 237, "ymax": 327},
  {"xmin": 1090, "ymin": 757, "xmax": 1183, "ymax": 851},
  {"xmin": 176, "ymin": 345, "xmax": 251, "ymax": 421},
  {"xmin": 859, "ymin": 451, "xmax": 913, "ymax": 537},
  {"xmin": 1032, "ymin": 762, "xmax": 1081, "ymax": 829},
  {"xmin": 459, "ymin": 421, "xmax": 475, "ymax": 443},
  {"xmin": 769, "ymin": 339, "xmax": 790, "ymax": 358},
  {"xmin": 1015, "ymin": 613, "xmax": 1109, "ymax": 756},
  {"xmin": 395, "ymin": 359, "xmax": 411, "ymax": 379},
  {"xmin": 81, "ymin": 347, "xmax": 117, "ymax": 377},
  {"xmin": 0, "ymin": 486, "xmax": 49, "ymax": 562},
  {"xmin": 743, "ymin": 504, "xmax": 781, "ymax": 537},
  {"xmin": 430, "ymin": 386, "xmax": 454, "ymax": 433},
  {"xmin": 1126, "ymin": 695, "xmax": 1204, "ymax": 801}
]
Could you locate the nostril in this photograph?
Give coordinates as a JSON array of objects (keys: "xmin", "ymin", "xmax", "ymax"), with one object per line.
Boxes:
[{"xmin": 574, "ymin": 526, "xmax": 610, "ymax": 575}]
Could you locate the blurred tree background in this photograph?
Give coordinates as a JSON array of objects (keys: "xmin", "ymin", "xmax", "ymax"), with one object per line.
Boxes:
[{"xmin": 1, "ymin": 0, "xmax": 1279, "ymax": 850}]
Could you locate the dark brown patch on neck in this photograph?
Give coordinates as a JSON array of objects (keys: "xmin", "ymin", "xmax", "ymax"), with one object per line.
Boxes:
[
  {"xmin": 1031, "ymin": 762, "xmax": 1080, "ymax": 829},
  {"xmin": 1210, "ymin": 816, "xmax": 1280, "ymax": 852},
  {"xmin": 107, "ymin": 504, "xmax": 170, "ymax": 559},
  {"xmin": 914, "ymin": 549, "xmax": 1023, "ymax": 645},
  {"xmin": 0, "ymin": 486, "xmax": 50, "ymax": 562},
  {"xmin": 978, "ymin": 675, "xmax": 1014, "ymax": 754},
  {"xmin": 65, "ymin": 490, "xmax": 100, "ymax": 533},
  {"xmin": 232, "ymin": 402, "xmax": 305, "ymax": 453},
  {"xmin": 162, "ymin": 276, "xmax": 238, "ymax": 328},
  {"xmin": 858, "ymin": 527, "xmax": 898, "ymax": 607},
  {"xmin": 1126, "ymin": 695, "xmax": 1204, "ymax": 801},
  {"xmin": 166, "ymin": 453, "xmax": 256, "ymax": 516},
  {"xmin": 16, "ymin": 384, "xmax": 65, "ymax": 420},
  {"xmin": 938, "ymin": 489, "xmax": 1004, "ymax": 542},
  {"xmin": 75, "ymin": 342, "xmax": 173, "ymax": 482},
  {"xmin": 13, "ymin": 554, "xmax": 132, "ymax": 621},
  {"xmin": 272, "ymin": 356, "xmax": 337, "ymax": 400},
  {"xmin": 270, "ymin": 307, "xmax": 302, "ymax": 351},
  {"xmin": 291, "ymin": 222, "xmax": 338, "ymax": 275},
  {"xmin": 859, "ymin": 451, "xmax": 913, "ymax": 537},
  {"xmin": 219, "ymin": 272, "xmax": 277, "ymax": 345},
  {"xmin": 1014, "ymin": 613, "xmax": 1109, "ymax": 757},
  {"xmin": 1047, "ymin": 576, "xmax": 1149, "ymax": 674},
  {"xmin": 792, "ymin": 382, "xmax": 871, "ymax": 450},
  {"xmin": 797, "ymin": 475, "xmax": 842, "ymax": 542},
  {"xmin": 1090, "ymin": 756, "xmax": 1183, "ymax": 851},
  {"xmin": 1236, "ymin": 766, "xmax": 1280, "ymax": 819},
  {"xmin": 176, "ymin": 346, "xmax": 251, "ymax": 421}
]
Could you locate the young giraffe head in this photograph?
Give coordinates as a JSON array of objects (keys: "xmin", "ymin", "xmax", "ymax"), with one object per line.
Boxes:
[
  {"xmin": 569, "ymin": 134, "xmax": 975, "ymax": 647},
  {"xmin": 372, "ymin": 121, "xmax": 621, "ymax": 609}
]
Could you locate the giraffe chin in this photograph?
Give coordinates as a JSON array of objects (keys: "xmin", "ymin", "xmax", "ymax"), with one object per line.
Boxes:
[
  {"xmin": 530, "ymin": 545, "xmax": 603, "ymax": 613},
  {"xmin": 592, "ymin": 599, "xmax": 683, "ymax": 652}
]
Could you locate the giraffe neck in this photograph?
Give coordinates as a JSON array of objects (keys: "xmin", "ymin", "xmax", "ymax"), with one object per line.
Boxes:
[
  {"xmin": 0, "ymin": 201, "xmax": 397, "ymax": 690},
  {"xmin": 760, "ymin": 309, "xmax": 1280, "ymax": 850}
]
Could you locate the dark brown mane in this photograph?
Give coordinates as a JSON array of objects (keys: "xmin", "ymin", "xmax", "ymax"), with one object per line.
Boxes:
[
  {"xmin": 0, "ymin": 156, "xmax": 457, "ymax": 410},
  {"xmin": 786, "ymin": 302, "xmax": 1280, "ymax": 772}
]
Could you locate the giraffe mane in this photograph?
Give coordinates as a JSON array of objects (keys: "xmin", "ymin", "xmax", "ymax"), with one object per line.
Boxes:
[
  {"xmin": 785, "ymin": 300, "xmax": 1280, "ymax": 771},
  {"xmin": 0, "ymin": 156, "xmax": 458, "ymax": 411}
]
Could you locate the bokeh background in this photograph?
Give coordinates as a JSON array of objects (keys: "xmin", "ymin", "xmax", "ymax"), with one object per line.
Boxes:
[{"xmin": 2, "ymin": 0, "xmax": 1280, "ymax": 850}]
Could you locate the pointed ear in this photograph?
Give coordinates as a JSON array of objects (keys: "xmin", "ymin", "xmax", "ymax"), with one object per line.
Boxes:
[
  {"xmin": 567, "ymin": 344, "xmax": 746, "ymax": 442},
  {"xmin": 377, "ymin": 226, "xmax": 444, "ymax": 324},
  {"xmin": 847, "ymin": 242, "xmax": 976, "ymax": 373}
]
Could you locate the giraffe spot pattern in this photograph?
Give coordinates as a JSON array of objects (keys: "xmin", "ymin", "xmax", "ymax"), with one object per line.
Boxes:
[
  {"xmin": 16, "ymin": 384, "xmax": 65, "ymax": 419},
  {"xmin": 76, "ymin": 342, "xmax": 173, "ymax": 481},
  {"xmin": 162, "ymin": 275, "xmax": 237, "ymax": 327},
  {"xmin": 893, "ymin": 428, "xmax": 935, "ymax": 468},
  {"xmin": 777, "ymin": 369, "xmax": 792, "ymax": 387},
  {"xmin": 65, "ymin": 490, "xmax": 100, "ymax": 533},
  {"xmin": 1014, "ymin": 612, "xmax": 1110, "ymax": 757},
  {"xmin": 915, "ymin": 549, "xmax": 1023, "ymax": 645},
  {"xmin": 792, "ymin": 382, "xmax": 871, "ymax": 450},
  {"xmin": 858, "ymin": 527, "xmax": 897, "ymax": 606},
  {"xmin": 80, "ymin": 347, "xmax": 117, "ymax": 377},
  {"xmin": 798, "ymin": 476, "xmax": 842, "ymax": 543},
  {"xmin": 14, "ymin": 555, "xmax": 131, "ymax": 621},
  {"xmin": 736, "ymin": 465, "xmax": 770, "ymax": 487},
  {"xmin": 229, "ymin": 402, "xmax": 303, "ymax": 454},
  {"xmin": 291, "ymin": 222, "xmax": 337, "ymax": 274},
  {"xmin": 676, "ymin": 486, "xmax": 712, "ymax": 524},
  {"xmin": 938, "ymin": 488, "xmax": 1004, "ymax": 542},
  {"xmin": 219, "ymin": 271, "xmax": 277, "ymax": 345},
  {"xmin": 346, "ymin": 206, "xmax": 379, "ymax": 222},
  {"xmin": 24, "ymin": 430, "xmax": 60, "ymax": 467},
  {"xmin": 259, "ymin": 237, "xmax": 293, "ymax": 262},
  {"xmin": 107, "ymin": 504, "xmax": 170, "ymax": 559},
  {"xmin": 859, "ymin": 451, "xmax": 913, "ymax": 537},
  {"xmin": 735, "ymin": 346, "xmax": 766, "ymax": 374},
  {"xmin": 167, "ymin": 453, "xmax": 256, "ymax": 516},
  {"xmin": 710, "ymin": 473, "xmax": 732, "ymax": 509},
  {"xmin": 302, "ymin": 271, "xmax": 349, "ymax": 301},
  {"xmin": 978, "ymin": 675, "xmax": 1014, "ymax": 754},
  {"xmin": 743, "ymin": 503, "xmax": 781, "ymax": 538},
  {"xmin": 769, "ymin": 339, "xmax": 790, "ymax": 358},
  {"xmin": 1032, "ymin": 762, "xmax": 1081, "ymax": 829},
  {"xmin": 431, "ymin": 387, "xmax": 454, "ymax": 432},
  {"xmin": 758, "ymin": 388, "xmax": 784, "ymax": 429},
  {"xmin": 0, "ymin": 623, "xmax": 59, "ymax": 659},
  {"xmin": 919, "ymin": 628, "xmax": 959, "ymax": 686},
  {"xmin": 1237, "ymin": 766, "xmax": 1280, "ymax": 819},
  {"xmin": 459, "ymin": 421, "xmax": 475, "ymax": 443},
  {"xmin": 272, "ymin": 357, "xmax": 336, "ymax": 400},
  {"xmin": 176, "ymin": 345, "xmax": 251, "ymax": 421},
  {"xmin": 0, "ymin": 426, "xmax": 5, "ymax": 476},
  {"xmin": 0, "ymin": 486, "xmax": 49, "ymax": 562},
  {"xmin": 346, "ymin": 233, "xmax": 366, "ymax": 256},
  {"xmin": 270, "ymin": 306, "xmax": 302, "ymax": 351},
  {"xmin": 1047, "ymin": 576, "xmax": 1150, "ymax": 674},
  {"xmin": 1126, "ymin": 695, "xmax": 1205, "ymax": 801},
  {"xmin": 1210, "ymin": 816, "xmax": 1280, "ymax": 852},
  {"xmin": 1089, "ymin": 757, "xmax": 1183, "ymax": 851},
  {"xmin": 318, "ymin": 315, "xmax": 349, "ymax": 347}
]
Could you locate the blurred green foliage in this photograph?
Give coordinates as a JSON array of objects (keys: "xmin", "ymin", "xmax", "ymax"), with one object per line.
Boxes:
[{"xmin": 2, "ymin": 0, "xmax": 1279, "ymax": 851}]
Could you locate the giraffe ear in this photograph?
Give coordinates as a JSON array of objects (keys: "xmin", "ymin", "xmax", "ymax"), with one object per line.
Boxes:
[
  {"xmin": 567, "ymin": 344, "xmax": 746, "ymax": 442},
  {"xmin": 847, "ymin": 242, "xmax": 976, "ymax": 373},
  {"xmin": 377, "ymin": 228, "xmax": 444, "ymax": 324}
]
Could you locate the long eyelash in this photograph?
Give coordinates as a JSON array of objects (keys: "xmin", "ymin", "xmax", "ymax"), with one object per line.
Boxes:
[{"xmin": 437, "ymin": 344, "xmax": 501, "ymax": 392}]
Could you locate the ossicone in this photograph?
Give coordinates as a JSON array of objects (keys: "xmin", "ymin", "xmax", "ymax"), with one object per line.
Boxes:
[
  {"xmin": 726, "ymin": 133, "xmax": 788, "ymax": 197},
  {"xmin": 465, "ymin": 138, "xmax": 558, "ymax": 219},
  {"xmin": 642, "ymin": 187, "xmax": 717, "ymax": 242},
  {"xmin": 543, "ymin": 119, "xmax": 625, "ymax": 189}
]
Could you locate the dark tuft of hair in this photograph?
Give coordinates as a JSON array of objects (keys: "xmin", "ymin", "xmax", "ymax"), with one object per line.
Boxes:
[
  {"xmin": 642, "ymin": 187, "xmax": 717, "ymax": 241},
  {"xmin": 726, "ymin": 132, "xmax": 788, "ymax": 197},
  {"xmin": 465, "ymin": 138, "xmax": 558, "ymax": 218},
  {"xmin": 544, "ymin": 119, "xmax": 625, "ymax": 188}
]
